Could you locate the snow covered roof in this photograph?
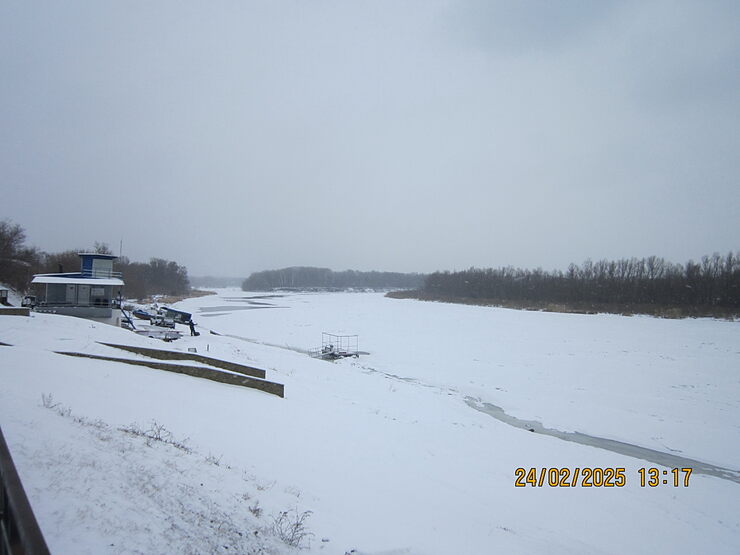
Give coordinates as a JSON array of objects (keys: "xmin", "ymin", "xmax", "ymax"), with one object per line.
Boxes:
[
  {"xmin": 77, "ymin": 252, "xmax": 118, "ymax": 259},
  {"xmin": 31, "ymin": 274, "xmax": 124, "ymax": 286}
]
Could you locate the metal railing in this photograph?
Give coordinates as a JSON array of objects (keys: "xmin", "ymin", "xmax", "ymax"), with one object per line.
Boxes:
[
  {"xmin": 35, "ymin": 300, "xmax": 112, "ymax": 308},
  {"xmin": 0, "ymin": 427, "xmax": 51, "ymax": 555},
  {"xmin": 79, "ymin": 269, "xmax": 123, "ymax": 279},
  {"xmin": 309, "ymin": 333, "xmax": 359, "ymax": 359}
]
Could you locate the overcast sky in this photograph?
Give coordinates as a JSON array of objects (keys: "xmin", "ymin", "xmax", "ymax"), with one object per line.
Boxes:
[{"xmin": 1, "ymin": 1, "xmax": 737, "ymax": 277}]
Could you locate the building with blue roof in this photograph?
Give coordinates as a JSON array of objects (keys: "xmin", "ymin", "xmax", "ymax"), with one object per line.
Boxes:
[{"xmin": 30, "ymin": 253, "xmax": 124, "ymax": 325}]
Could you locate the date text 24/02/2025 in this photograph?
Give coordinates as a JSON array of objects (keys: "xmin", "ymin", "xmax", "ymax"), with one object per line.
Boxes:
[{"xmin": 514, "ymin": 467, "xmax": 693, "ymax": 487}]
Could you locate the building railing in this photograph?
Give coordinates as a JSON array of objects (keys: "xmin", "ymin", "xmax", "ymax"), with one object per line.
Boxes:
[
  {"xmin": 35, "ymin": 300, "xmax": 112, "ymax": 308},
  {"xmin": 79, "ymin": 269, "xmax": 123, "ymax": 279},
  {"xmin": 0, "ymin": 427, "xmax": 51, "ymax": 555}
]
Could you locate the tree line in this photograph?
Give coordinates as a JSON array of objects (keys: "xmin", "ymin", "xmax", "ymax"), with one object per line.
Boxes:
[
  {"xmin": 242, "ymin": 266, "xmax": 425, "ymax": 291},
  {"xmin": 422, "ymin": 253, "xmax": 740, "ymax": 312},
  {"xmin": 0, "ymin": 219, "xmax": 190, "ymax": 300}
]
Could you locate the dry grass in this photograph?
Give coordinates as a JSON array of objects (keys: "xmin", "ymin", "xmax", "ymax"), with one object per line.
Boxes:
[
  {"xmin": 140, "ymin": 289, "xmax": 216, "ymax": 304},
  {"xmin": 386, "ymin": 290, "xmax": 738, "ymax": 320}
]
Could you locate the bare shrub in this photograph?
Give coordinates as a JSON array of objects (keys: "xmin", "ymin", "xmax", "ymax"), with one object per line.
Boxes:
[
  {"xmin": 41, "ymin": 393, "xmax": 71, "ymax": 417},
  {"xmin": 147, "ymin": 421, "xmax": 171, "ymax": 442},
  {"xmin": 248, "ymin": 501, "xmax": 262, "ymax": 518},
  {"xmin": 118, "ymin": 421, "xmax": 192, "ymax": 453},
  {"xmin": 271, "ymin": 509, "xmax": 314, "ymax": 549},
  {"xmin": 73, "ymin": 415, "xmax": 109, "ymax": 430},
  {"xmin": 119, "ymin": 422, "xmax": 144, "ymax": 435}
]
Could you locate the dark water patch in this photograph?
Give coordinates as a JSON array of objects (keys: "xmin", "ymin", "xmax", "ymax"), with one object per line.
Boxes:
[
  {"xmin": 220, "ymin": 295, "xmax": 286, "ymax": 301},
  {"xmin": 218, "ymin": 299, "xmax": 276, "ymax": 306},
  {"xmin": 466, "ymin": 398, "xmax": 740, "ymax": 484},
  {"xmin": 199, "ymin": 305, "xmax": 286, "ymax": 312}
]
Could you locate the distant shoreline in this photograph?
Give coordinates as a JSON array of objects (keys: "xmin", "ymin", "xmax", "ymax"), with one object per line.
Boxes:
[{"xmin": 385, "ymin": 290, "xmax": 739, "ymax": 320}]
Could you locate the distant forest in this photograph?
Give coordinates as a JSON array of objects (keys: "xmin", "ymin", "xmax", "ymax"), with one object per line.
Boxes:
[
  {"xmin": 242, "ymin": 266, "xmax": 425, "ymax": 291},
  {"xmin": 401, "ymin": 253, "xmax": 740, "ymax": 317},
  {"xmin": 0, "ymin": 219, "xmax": 190, "ymax": 300}
]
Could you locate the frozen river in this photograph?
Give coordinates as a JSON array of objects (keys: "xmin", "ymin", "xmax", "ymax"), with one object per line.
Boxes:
[{"xmin": 178, "ymin": 290, "xmax": 740, "ymax": 470}]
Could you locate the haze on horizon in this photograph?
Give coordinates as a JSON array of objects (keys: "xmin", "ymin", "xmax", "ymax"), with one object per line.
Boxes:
[{"xmin": 1, "ymin": 1, "xmax": 737, "ymax": 278}]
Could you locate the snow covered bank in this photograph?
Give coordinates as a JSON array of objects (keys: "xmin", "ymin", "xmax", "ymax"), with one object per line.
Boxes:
[
  {"xmin": 7, "ymin": 395, "xmax": 306, "ymax": 554},
  {"xmin": 1, "ymin": 292, "xmax": 739, "ymax": 554}
]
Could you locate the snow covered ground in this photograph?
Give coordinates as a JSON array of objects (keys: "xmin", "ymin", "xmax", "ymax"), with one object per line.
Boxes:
[{"xmin": 1, "ymin": 289, "xmax": 739, "ymax": 554}]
